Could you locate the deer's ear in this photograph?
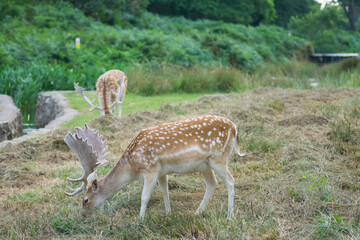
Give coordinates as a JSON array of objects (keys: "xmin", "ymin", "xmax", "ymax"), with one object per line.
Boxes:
[{"xmin": 92, "ymin": 179, "xmax": 99, "ymax": 192}]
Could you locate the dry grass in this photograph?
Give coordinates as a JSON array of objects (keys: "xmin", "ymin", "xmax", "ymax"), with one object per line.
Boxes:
[{"xmin": 1, "ymin": 88, "xmax": 360, "ymax": 239}]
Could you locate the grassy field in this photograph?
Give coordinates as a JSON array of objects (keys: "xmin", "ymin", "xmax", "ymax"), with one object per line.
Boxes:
[
  {"xmin": 1, "ymin": 87, "xmax": 359, "ymax": 239},
  {"xmin": 62, "ymin": 91, "xmax": 204, "ymax": 128}
]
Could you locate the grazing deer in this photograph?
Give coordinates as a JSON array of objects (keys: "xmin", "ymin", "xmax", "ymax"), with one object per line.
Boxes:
[
  {"xmin": 64, "ymin": 115, "xmax": 244, "ymax": 219},
  {"xmin": 74, "ymin": 70, "xmax": 127, "ymax": 117}
]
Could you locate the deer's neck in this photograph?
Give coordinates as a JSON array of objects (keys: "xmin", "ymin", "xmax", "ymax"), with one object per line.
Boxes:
[{"xmin": 99, "ymin": 158, "xmax": 137, "ymax": 200}]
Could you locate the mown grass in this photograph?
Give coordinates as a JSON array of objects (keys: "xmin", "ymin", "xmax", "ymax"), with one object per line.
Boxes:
[{"xmin": 2, "ymin": 88, "xmax": 360, "ymax": 239}]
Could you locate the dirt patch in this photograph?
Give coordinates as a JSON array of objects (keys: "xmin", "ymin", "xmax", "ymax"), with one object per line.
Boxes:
[{"xmin": 277, "ymin": 114, "xmax": 328, "ymax": 126}]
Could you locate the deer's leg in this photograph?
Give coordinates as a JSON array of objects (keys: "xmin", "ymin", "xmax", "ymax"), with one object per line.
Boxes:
[
  {"xmin": 210, "ymin": 162, "xmax": 235, "ymax": 219},
  {"xmin": 158, "ymin": 175, "xmax": 171, "ymax": 215},
  {"xmin": 118, "ymin": 86, "xmax": 126, "ymax": 117},
  {"xmin": 195, "ymin": 166, "xmax": 217, "ymax": 215},
  {"xmin": 118, "ymin": 101, "xmax": 123, "ymax": 117},
  {"xmin": 140, "ymin": 173, "xmax": 158, "ymax": 219},
  {"xmin": 98, "ymin": 96, "xmax": 105, "ymax": 116},
  {"xmin": 110, "ymin": 91, "xmax": 117, "ymax": 116}
]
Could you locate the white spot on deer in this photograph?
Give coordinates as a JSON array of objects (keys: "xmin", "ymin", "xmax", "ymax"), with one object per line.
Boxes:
[
  {"xmin": 200, "ymin": 137, "xmax": 204, "ymax": 141},
  {"xmin": 175, "ymin": 141, "xmax": 179, "ymax": 144},
  {"xmin": 208, "ymin": 131, "xmax": 212, "ymax": 136}
]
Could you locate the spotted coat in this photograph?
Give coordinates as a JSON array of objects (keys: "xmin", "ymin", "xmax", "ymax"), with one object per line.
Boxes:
[
  {"xmin": 95, "ymin": 70, "xmax": 127, "ymax": 114},
  {"xmin": 121, "ymin": 115, "xmax": 238, "ymax": 171}
]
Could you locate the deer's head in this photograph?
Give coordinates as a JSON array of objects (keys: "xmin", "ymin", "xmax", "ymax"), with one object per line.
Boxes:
[{"xmin": 64, "ymin": 124, "xmax": 108, "ymax": 210}]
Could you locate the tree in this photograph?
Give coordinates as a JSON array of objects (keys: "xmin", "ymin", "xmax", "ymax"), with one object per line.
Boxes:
[
  {"xmin": 67, "ymin": 0, "xmax": 149, "ymax": 25},
  {"xmin": 147, "ymin": 0, "xmax": 276, "ymax": 26},
  {"xmin": 288, "ymin": 6, "xmax": 360, "ymax": 53},
  {"xmin": 274, "ymin": 0, "xmax": 318, "ymax": 26},
  {"xmin": 336, "ymin": 0, "xmax": 360, "ymax": 31}
]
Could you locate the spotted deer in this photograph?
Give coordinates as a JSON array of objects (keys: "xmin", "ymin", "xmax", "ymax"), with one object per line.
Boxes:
[
  {"xmin": 74, "ymin": 69, "xmax": 127, "ymax": 117},
  {"xmin": 64, "ymin": 115, "xmax": 245, "ymax": 219}
]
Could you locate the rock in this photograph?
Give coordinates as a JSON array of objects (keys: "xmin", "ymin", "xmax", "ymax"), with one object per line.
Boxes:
[
  {"xmin": 0, "ymin": 95, "xmax": 23, "ymax": 142},
  {"xmin": 35, "ymin": 92, "xmax": 67, "ymax": 128}
]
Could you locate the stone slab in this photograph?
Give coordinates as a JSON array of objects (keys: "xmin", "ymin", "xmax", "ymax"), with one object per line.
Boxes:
[{"xmin": 0, "ymin": 95, "xmax": 23, "ymax": 141}]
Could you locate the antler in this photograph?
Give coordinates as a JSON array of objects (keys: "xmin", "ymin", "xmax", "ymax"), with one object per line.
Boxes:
[
  {"xmin": 74, "ymin": 83, "xmax": 103, "ymax": 112},
  {"xmin": 64, "ymin": 124, "xmax": 108, "ymax": 196}
]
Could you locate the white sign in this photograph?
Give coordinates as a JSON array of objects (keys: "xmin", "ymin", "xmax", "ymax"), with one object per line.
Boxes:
[{"xmin": 75, "ymin": 37, "xmax": 80, "ymax": 49}]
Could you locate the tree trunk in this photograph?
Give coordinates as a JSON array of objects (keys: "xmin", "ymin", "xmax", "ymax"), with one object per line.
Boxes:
[{"xmin": 349, "ymin": 0, "xmax": 356, "ymax": 31}]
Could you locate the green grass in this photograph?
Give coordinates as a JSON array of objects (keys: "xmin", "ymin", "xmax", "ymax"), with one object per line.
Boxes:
[{"xmin": 62, "ymin": 91, "xmax": 204, "ymax": 128}]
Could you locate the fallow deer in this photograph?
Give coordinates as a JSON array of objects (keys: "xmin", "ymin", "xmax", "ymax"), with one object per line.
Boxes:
[
  {"xmin": 64, "ymin": 115, "xmax": 244, "ymax": 219},
  {"xmin": 74, "ymin": 69, "xmax": 127, "ymax": 117}
]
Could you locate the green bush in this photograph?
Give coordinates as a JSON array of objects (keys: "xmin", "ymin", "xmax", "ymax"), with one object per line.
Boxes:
[{"xmin": 289, "ymin": 6, "xmax": 360, "ymax": 53}]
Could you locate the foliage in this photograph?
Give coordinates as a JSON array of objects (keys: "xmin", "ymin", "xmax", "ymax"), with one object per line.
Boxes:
[
  {"xmin": 66, "ymin": 0, "xmax": 149, "ymax": 25},
  {"xmin": 0, "ymin": 1, "xmax": 306, "ymax": 70},
  {"xmin": 336, "ymin": 0, "xmax": 360, "ymax": 30},
  {"xmin": 0, "ymin": 0, "xmax": 310, "ymax": 111},
  {"xmin": 274, "ymin": 0, "xmax": 319, "ymax": 26},
  {"xmin": 289, "ymin": 6, "xmax": 360, "ymax": 52},
  {"xmin": 147, "ymin": 0, "xmax": 276, "ymax": 25}
]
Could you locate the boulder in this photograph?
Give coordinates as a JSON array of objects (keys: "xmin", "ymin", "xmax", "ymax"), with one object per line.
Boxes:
[
  {"xmin": 0, "ymin": 95, "xmax": 23, "ymax": 142},
  {"xmin": 35, "ymin": 92, "xmax": 68, "ymax": 128}
]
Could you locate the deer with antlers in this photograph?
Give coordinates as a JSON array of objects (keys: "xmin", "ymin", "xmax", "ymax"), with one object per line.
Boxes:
[
  {"xmin": 74, "ymin": 69, "xmax": 127, "ymax": 117},
  {"xmin": 64, "ymin": 115, "xmax": 244, "ymax": 219}
]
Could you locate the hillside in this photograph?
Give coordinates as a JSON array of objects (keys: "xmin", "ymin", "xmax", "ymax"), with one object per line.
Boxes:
[{"xmin": 0, "ymin": 1, "xmax": 308, "ymax": 109}]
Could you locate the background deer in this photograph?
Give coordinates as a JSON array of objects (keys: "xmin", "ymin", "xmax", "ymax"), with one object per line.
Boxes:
[
  {"xmin": 74, "ymin": 69, "xmax": 127, "ymax": 117},
  {"xmin": 64, "ymin": 115, "xmax": 244, "ymax": 219}
]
